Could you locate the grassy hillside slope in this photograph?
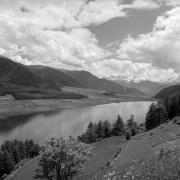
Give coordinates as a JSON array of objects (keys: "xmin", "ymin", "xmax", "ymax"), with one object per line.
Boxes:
[
  {"xmin": 0, "ymin": 56, "xmax": 85, "ymax": 100},
  {"xmin": 62, "ymin": 70, "xmax": 126, "ymax": 93},
  {"xmin": 155, "ymin": 84, "xmax": 180, "ymax": 99}
]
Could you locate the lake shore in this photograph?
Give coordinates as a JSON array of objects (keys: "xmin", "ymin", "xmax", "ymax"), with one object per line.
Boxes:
[{"xmin": 0, "ymin": 94, "xmax": 153, "ymax": 119}]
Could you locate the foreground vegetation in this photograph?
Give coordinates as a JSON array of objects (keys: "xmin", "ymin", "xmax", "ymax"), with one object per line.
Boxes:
[
  {"xmin": 78, "ymin": 115, "xmax": 138, "ymax": 144},
  {"xmin": 145, "ymin": 92, "xmax": 180, "ymax": 130},
  {"xmin": 98, "ymin": 149, "xmax": 180, "ymax": 180},
  {"xmin": 1, "ymin": 91, "xmax": 180, "ymax": 180},
  {"xmin": 0, "ymin": 140, "xmax": 40, "ymax": 179},
  {"xmin": 35, "ymin": 137, "xmax": 93, "ymax": 180}
]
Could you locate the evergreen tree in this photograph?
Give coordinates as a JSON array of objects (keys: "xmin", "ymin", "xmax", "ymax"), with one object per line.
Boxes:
[
  {"xmin": 18, "ymin": 141, "xmax": 27, "ymax": 159},
  {"xmin": 0, "ymin": 151, "xmax": 6, "ymax": 177},
  {"xmin": 103, "ymin": 120, "xmax": 111, "ymax": 137},
  {"xmin": 166, "ymin": 93, "xmax": 180, "ymax": 119},
  {"xmin": 0, "ymin": 139, "xmax": 40, "ymax": 178},
  {"xmin": 96, "ymin": 120, "xmax": 105, "ymax": 138},
  {"xmin": 127, "ymin": 115, "xmax": 138, "ymax": 136},
  {"xmin": 112, "ymin": 115, "xmax": 125, "ymax": 136},
  {"xmin": 145, "ymin": 102, "xmax": 168, "ymax": 130},
  {"xmin": 12, "ymin": 146, "xmax": 21, "ymax": 163},
  {"xmin": 3, "ymin": 150, "xmax": 15, "ymax": 173},
  {"xmin": 1, "ymin": 140, "xmax": 12, "ymax": 153},
  {"xmin": 86, "ymin": 122, "xmax": 97, "ymax": 143}
]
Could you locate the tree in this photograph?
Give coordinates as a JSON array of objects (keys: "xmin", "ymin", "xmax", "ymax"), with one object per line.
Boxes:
[
  {"xmin": 1, "ymin": 140, "xmax": 12, "ymax": 153},
  {"xmin": 86, "ymin": 122, "xmax": 97, "ymax": 143},
  {"xmin": 12, "ymin": 146, "xmax": 21, "ymax": 163},
  {"xmin": 103, "ymin": 120, "xmax": 111, "ymax": 137},
  {"xmin": 3, "ymin": 150, "xmax": 15, "ymax": 174},
  {"xmin": 0, "ymin": 139, "xmax": 40, "ymax": 178},
  {"xmin": 96, "ymin": 120, "xmax": 105, "ymax": 138},
  {"xmin": 37, "ymin": 137, "xmax": 93, "ymax": 180},
  {"xmin": 166, "ymin": 93, "xmax": 180, "ymax": 119},
  {"xmin": 145, "ymin": 102, "xmax": 168, "ymax": 130},
  {"xmin": 18, "ymin": 141, "xmax": 27, "ymax": 159},
  {"xmin": 112, "ymin": 115, "xmax": 125, "ymax": 136},
  {"xmin": 127, "ymin": 115, "xmax": 138, "ymax": 136},
  {"xmin": 0, "ymin": 151, "xmax": 6, "ymax": 177}
]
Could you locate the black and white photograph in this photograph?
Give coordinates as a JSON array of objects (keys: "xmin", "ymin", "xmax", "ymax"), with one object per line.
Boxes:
[{"xmin": 0, "ymin": 0, "xmax": 180, "ymax": 179}]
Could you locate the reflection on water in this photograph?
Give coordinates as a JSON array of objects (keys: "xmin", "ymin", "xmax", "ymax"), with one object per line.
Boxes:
[{"xmin": 0, "ymin": 101, "xmax": 153, "ymax": 144}]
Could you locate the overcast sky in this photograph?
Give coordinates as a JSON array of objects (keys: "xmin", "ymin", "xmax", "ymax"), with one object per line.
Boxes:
[{"xmin": 0, "ymin": 0, "xmax": 180, "ymax": 83}]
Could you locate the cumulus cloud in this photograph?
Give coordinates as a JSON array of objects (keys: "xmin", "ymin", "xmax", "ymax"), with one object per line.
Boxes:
[
  {"xmin": 159, "ymin": 0, "xmax": 180, "ymax": 6},
  {"xmin": 0, "ymin": 0, "xmax": 159, "ymax": 67},
  {"xmin": 117, "ymin": 6, "xmax": 180, "ymax": 79},
  {"xmin": 0, "ymin": 19, "xmax": 108, "ymax": 69},
  {"xmin": 0, "ymin": 0, "xmax": 159, "ymax": 30},
  {"xmin": 90, "ymin": 59, "xmax": 178, "ymax": 83},
  {"xmin": 0, "ymin": 0, "xmax": 178, "ymax": 83}
]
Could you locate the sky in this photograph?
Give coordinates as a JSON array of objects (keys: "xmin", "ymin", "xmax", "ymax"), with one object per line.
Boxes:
[{"xmin": 0, "ymin": 0, "xmax": 180, "ymax": 83}]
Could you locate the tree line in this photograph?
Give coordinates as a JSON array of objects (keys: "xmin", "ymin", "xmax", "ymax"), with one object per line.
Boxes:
[
  {"xmin": 145, "ymin": 92, "xmax": 180, "ymax": 131},
  {"xmin": 78, "ymin": 115, "xmax": 138, "ymax": 144},
  {"xmin": 0, "ymin": 139, "xmax": 40, "ymax": 179}
]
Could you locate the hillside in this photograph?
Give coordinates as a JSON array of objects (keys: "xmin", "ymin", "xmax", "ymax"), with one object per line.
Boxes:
[
  {"xmin": 0, "ymin": 55, "xmax": 149, "ymax": 99},
  {"xmin": 8, "ymin": 121, "xmax": 180, "ymax": 180},
  {"xmin": 61, "ymin": 70, "xmax": 126, "ymax": 93},
  {"xmin": 0, "ymin": 56, "xmax": 85, "ymax": 100},
  {"xmin": 115, "ymin": 79, "xmax": 169, "ymax": 96},
  {"xmin": 0, "ymin": 56, "xmax": 44, "ymax": 88},
  {"xmin": 126, "ymin": 87, "xmax": 147, "ymax": 97},
  {"xmin": 30, "ymin": 66, "xmax": 81, "ymax": 89},
  {"xmin": 155, "ymin": 84, "xmax": 180, "ymax": 99}
]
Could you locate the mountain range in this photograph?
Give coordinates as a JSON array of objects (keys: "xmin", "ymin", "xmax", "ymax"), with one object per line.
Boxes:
[
  {"xmin": 0, "ymin": 55, "xmax": 172, "ymax": 100},
  {"xmin": 114, "ymin": 79, "xmax": 171, "ymax": 97}
]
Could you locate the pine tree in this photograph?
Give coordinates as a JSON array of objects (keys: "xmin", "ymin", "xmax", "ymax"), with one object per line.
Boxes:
[
  {"xmin": 112, "ymin": 115, "xmax": 125, "ymax": 136},
  {"xmin": 166, "ymin": 93, "xmax": 180, "ymax": 119},
  {"xmin": 96, "ymin": 120, "xmax": 105, "ymax": 138},
  {"xmin": 0, "ymin": 151, "xmax": 6, "ymax": 177},
  {"xmin": 127, "ymin": 115, "xmax": 138, "ymax": 136},
  {"xmin": 3, "ymin": 150, "xmax": 15, "ymax": 173},
  {"xmin": 145, "ymin": 102, "xmax": 168, "ymax": 130},
  {"xmin": 12, "ymin": 146, "xmax": 21, "ymax": 163},
  {"xmin": 86, "ymin": 122, "xmax": 97, "ymax": 143},
  {"xmin": 18, "ymin": 141, "xmax": 27, "ymax": 159},
  {"xmin": 103, "ymin": 120, "xmax": 111, "ymax": 137}
]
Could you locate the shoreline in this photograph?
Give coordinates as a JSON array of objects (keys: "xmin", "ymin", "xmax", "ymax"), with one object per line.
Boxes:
[{"xmin": 0, "ymin": 96, "xmax": 154, "ymax": 119}]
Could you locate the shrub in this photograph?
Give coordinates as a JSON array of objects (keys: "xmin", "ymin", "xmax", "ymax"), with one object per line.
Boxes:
[
  {"xmin": 36, "ymin": 136, "xmax": 93, "ymax": 180},
  {"xmin": 125, "ymin": 131, "xmax": 131, "ymax": 140}
]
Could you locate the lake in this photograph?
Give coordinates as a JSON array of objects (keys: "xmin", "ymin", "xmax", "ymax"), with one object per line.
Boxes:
[{"xmin": 0, "ymin": 101, "xmax": 153, "ymax": 144}]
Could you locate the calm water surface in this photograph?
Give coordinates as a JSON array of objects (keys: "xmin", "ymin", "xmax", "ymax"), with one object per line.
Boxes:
[{"xmin": 0, "ymin": 101, "xmax": 153, "ymax": 144}]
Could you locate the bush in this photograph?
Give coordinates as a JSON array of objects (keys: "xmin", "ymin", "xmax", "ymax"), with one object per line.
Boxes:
[
  {"xmin": 125, "ymin": 131, "xmax": 131, "ymax": 140},
  {"xmin": 36, "ymin": 137, "xmax": 93, "ymax": 180},
  {"xmin": 131, "ymin": 128, "xmax": 137, "ymax": 136}
]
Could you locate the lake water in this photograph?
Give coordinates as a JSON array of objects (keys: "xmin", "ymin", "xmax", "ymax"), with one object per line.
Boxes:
[{"xmin": 0, "ymin": 101, "xmax": 153, "ymax": 144}]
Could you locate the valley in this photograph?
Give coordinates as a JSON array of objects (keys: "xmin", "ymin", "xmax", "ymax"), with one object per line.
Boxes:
[{"xmin": 0, "ymin": 86, "xmax": 152, "ymax": 120}]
